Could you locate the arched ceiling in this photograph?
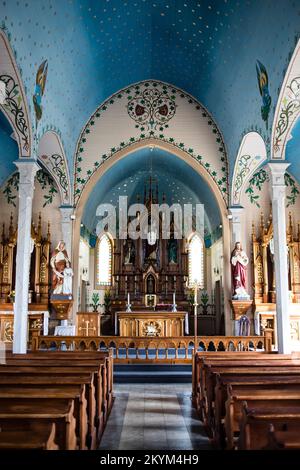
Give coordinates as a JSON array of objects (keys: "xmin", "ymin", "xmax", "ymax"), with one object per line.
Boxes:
[
  {"xmin": 1, "ymin": 0, "xmax": 300, "ymax": 181},
  {"xmin": 0, "ymin": 111, "xmax": 18, "ymax": 186},
  {"xmin": 82, "ymin": 147, "xmax": 221, "ymax": 235}
]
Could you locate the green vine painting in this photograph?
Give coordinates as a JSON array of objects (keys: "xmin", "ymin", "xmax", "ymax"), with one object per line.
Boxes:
[
  {"xmin": 2, "ymin": 169, "xmax": 57, "ymax": 207},
  {"xmin": 285, "ymin": 173, "xmax": 300, "ymax": 206},
  {"xmin": 245, "ymin": 168, "xmax": 299, "ymax": 207}
]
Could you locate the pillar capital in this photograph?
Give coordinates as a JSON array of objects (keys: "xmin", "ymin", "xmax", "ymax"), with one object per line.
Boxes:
[
  {"xmin": 268, "ymin": 161, "xmax": 290, "ymax": 187},
  {"xmin": 228, "ymin": 206, "xmax": 244, "ymax": 223},
  {"xmin": 59, "ymin": 205, "xmax": 74, "ymax": 222},
  {"xmin": 14, "ymin": 158, "xmax": 40, "ymax": 183},
  {"xmin": 228, "ymin": 206, "xmax": 245, "ymax": 247}
]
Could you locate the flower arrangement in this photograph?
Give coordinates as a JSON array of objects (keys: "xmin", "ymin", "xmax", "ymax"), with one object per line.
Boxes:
[
  {"xmin": 103, "ymin": 289, "xmax": 111, "ymax": 315},
  {"xmin": 200, "ymin": 290, "xmax": 209, "ymax": 306},
  {"xmin": 90, "ymin": 292, "xmax": 101, "ymax": 312}
]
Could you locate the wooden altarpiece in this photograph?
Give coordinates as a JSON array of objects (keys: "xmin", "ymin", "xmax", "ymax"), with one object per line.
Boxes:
[{"xmin": 252, "ymin": 212, "xmax": 300, "ymax": 304}]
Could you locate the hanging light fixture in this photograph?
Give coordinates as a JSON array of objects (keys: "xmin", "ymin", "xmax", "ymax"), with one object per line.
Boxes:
[
  {"xmin": 147, "ymin": 229, "xmax": 157, "ymax": 245},
  {"xmin": 146, "ymin": 145, "xmax": 158, "ymax": 245}
]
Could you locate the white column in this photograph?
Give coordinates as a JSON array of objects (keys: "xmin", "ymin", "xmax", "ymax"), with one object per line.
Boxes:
[
  {"xmin": 268, "ymin": 161, "xmax": 291, "ymax": 354},
  {"xmin": 229, "ymin": 206, "xmax": 245, "ymax": 247},
  {"xmin": 13, "ymin": 159, "xmax": 40, "ymax": 354},
  {"xmin": 59, "ymin": 205, "xmax": 74, "ymax": 258}
]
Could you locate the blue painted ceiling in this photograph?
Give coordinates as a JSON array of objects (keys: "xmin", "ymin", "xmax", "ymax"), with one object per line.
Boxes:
[
  {"xmin": 82, "ymin": 147, "xmax": 221, "ymax": 235},
  {"xmin": 1, "ymin": 0, "xmax": 300, "ymax": 182},
  {"xmin": 0, "ymin": 112, "xmax": 18, "ymax": 186}
]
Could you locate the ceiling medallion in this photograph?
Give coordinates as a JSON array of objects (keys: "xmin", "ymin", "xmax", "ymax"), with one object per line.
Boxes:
[{"xmin": 127, "ymin": 87, "xmax": 176, "ymax": 131}]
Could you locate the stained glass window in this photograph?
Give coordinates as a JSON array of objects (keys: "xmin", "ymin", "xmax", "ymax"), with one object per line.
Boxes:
[
  {"xmin": 96, "ymin": 234, "xmax": 112, "ymax": 286},
  {"xmin": 188, "ymin": 233, "xmax": 204, "ymax": 287}
]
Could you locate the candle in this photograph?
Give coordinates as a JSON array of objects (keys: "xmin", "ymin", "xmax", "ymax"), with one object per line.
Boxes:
[
  {"xmin": 194, "ymin": 285, "xmax": 197, "ymax": 304},
  {"xmin": 173, "ymin": 292, "xmax": 175, "ymax": 304},
  {"xmin": 127, "ymin": 293, "xmax": 130, "ymax": 305}
]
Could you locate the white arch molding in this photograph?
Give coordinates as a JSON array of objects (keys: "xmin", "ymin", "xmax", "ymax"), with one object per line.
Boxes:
[
  {"xmin": 272, "ymin": 39, "xmax": 300, "ymax": 160},
  {"xmin": 231, "ymin": 131, "xmax": 267, "ymax": 206},
  {"xmin": 73, "ymin": 80, "xmax": 229, "ymax": 208},
  {"xmin": 38, "ymin": 130, "xmax": 72, "ymax": 205},
  {"xmin": 0, "ymin": 29, "xmax": 32, "ymax": 157},
  {"xmin": 71, "ymin": 140, "xmax": 232, "ymax": 335}
]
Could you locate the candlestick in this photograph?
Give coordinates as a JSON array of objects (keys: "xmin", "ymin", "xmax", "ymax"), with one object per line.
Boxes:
[
  {"xmin": 172, "ymin": 291, "xmax": 177, "ymax": 312},
  {"xmin": 126, "ymin": 292, "xmax": 131, "ymax": 312}
]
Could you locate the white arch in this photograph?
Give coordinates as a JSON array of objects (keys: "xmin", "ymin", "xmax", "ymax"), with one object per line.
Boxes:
[
  {"xmin": 73, "ymin": 80, "xmax": 229, "ymax": 207},
  {"xmin": 0, "ymin": 29, "xmax": 31, "ymax": 156},
  {"xmin": 272, "ymin": 39, "xmax": 300, "ymax": 160},
  {"xmin": 71, "ymin": 141, "xmax": 232, "ymax": 334},
  {"xmin": 38, "ymin": 130, "xmax": 71, "ymax": 205},
  {"xmin": 231, "ymin": 132, "xmax": 267, "ymax": 206}
]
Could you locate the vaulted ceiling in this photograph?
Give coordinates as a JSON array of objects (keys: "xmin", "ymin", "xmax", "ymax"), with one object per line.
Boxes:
[
  {"xmin": 82, "ymin": 147, "xmax": 221, "ymax": 236},
  {"xmin": 1, "ymin": 0, "xmax": 300, "ymax": 180}
]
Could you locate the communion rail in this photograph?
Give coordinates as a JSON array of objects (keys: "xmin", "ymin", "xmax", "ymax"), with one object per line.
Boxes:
[{"xmin": 31, "ymin": 332, "xmax": 271, "ymax": 363}]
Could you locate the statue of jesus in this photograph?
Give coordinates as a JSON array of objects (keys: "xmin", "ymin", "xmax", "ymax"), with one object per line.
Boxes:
[{"xmin": 230, "ymin": 241, "xmax": 250, "ymax": 299}]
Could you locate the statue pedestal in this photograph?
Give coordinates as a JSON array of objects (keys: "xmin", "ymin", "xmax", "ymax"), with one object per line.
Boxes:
[
  {"xmin": 50, "ymin": 295, "xmax": 73, "ymax": 321},
  {"xmin": 229, "ymin": 299, "xmax": 253, "ymax": 321}
]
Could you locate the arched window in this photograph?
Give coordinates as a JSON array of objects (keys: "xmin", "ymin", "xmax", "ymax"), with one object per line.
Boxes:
[
  {"xmin": 188, "ymin": 234, "xmax": 204, "ymax": 288},
  {"xmin": 96, "ymin": 234, "xmax": 112, "ymax": 287}
]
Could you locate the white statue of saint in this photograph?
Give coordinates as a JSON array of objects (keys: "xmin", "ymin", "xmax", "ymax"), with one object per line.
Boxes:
[
  {"xmin": 50, "ymin": 241, "xmax": 71, "ymax": 295},
  {"xmin": 63, "ymin": 266, "xmax": 73, "ymax": 295}
]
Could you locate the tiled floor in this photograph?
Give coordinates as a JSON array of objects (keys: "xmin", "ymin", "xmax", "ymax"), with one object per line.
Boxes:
[{"xmin": 99, "ymin": 383, "xmax": 211, "ymax": 450}]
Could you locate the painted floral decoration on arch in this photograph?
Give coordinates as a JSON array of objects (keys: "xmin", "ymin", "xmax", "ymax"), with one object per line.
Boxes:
[{"xmin": 127, "ymin": 84, "xmax": 176, "ymax": 132}]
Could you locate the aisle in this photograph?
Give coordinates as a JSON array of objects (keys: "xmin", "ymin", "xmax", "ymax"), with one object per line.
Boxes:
[{"xmin": 99, "ymin": 383, "xmax": 211, "ymax": 450}]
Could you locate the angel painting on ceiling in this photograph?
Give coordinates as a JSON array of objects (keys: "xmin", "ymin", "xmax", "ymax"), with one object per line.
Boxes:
[
  {"xmin": 33, "ymin": 59, "xmax": 48, "ymax": 127},
  {"xmin": 256, "ymin": 60, "xmax": 271, "ymax": 130}
]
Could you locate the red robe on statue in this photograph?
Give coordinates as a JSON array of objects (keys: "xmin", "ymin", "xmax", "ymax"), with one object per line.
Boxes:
[{"xmin": 231, "ymin": 248, "xmax": 248, "ymax": 296}]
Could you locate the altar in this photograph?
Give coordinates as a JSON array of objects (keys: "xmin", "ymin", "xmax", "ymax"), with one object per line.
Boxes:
[{"xmin": 115, "ymin": 311, "xmax": 189, "ymax": 337}]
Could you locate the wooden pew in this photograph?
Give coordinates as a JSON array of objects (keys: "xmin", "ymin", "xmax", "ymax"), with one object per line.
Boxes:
[
  {"xmin": 0, "ymin": 349, "xmax": 114, "ymax": 450},
  {"xmin": 5, "ymin": 350, "xmax": 114, "ymax": 421},
  {"xmin": 193, "ymin": 352, "xmax": 299, "ymax": 414},
  {"xmin": 202, "ymin": 364, "xmax": 300, "ymax": 429},
  {"xmin": 0, "ymin": 364, "xmax": 106, "ymax": 442},
  {"xmin": 0, "ymin": 385, "xmax": 88, "ymax": 450},
  {"xmin": 0, "ymin": 374, "xmax": 97, "ymax": 449},
  {"xmin": 225, "ymin": 387, "xmax": 300, "ymax": 449},
  {"xmin": 214, "ymin": 374, "xmax": 300, "ymax": 448},
  {"xmin": 0, "ymin": 422, "xmax": 59, "ymax": 450},
  {"xmin": 0, "ymin": 362, "xmax": 105, "ymax": 437},
  {"xmin": 264, "ymin": 424, "xmax": 300, "ymax": 450},
  {"xmin": 0, "ymin": 398, "xmax": 77, "ymax": 450},
  {"xmin": 238, "ymin": 402, "xmax": 300, "ymax": 450},
  {"xmin": 7, "ymin": 349, "xmax": 114, "ymax": 409}
]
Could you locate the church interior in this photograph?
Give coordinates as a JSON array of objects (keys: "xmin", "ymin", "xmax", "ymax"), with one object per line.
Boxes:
[{"xmin": 1, "ymin": 0, "xmax": 300, "ymax": 455}]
